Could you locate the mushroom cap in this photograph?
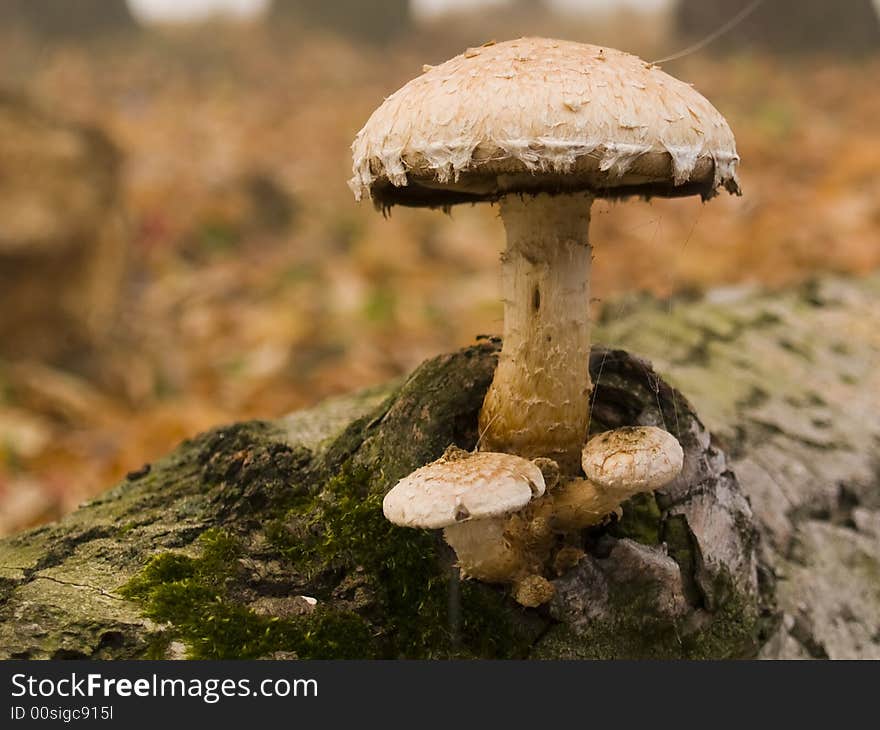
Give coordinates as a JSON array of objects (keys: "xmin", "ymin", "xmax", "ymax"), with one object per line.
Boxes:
[
  {"xmin": 581, "ymin": 426, "xmax": 683, "ymax": 493},
  {"xmin": 382, "ymin": 449, "xmax": 545, "ymax": 529},
  {"xmin": 350, "ymin": 37, "xmax": 739, "ymax": 209}
]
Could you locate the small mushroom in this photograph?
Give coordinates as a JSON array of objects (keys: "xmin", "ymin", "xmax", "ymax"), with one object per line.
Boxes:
[
  {"xmin": 382, "ymin": 446, "xmax": 545, "ymax": 585},
  {"xmin": 520, "ymin": 427, "xmax": 683, "ymax": 534},
  {"xmin": 581, "ymin": 426, "xmax": 684, "ymax": 493}
]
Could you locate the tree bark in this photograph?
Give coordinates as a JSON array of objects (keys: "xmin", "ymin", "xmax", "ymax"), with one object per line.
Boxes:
[
  {"xmin": 599, "ymin": 274, "xmax": 880, "ymax": 658},
  {"xmin": 1, "ymin": 273, "xmax": 878, "ymax": 659}
]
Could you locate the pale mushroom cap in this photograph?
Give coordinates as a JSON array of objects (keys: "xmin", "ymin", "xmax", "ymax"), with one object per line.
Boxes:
[
  {"xmin": 350, "ymin": 37, "xmax": 739, "ymax": 209},
  {"xmin": 581, "ymin": 426, "xmax": 684, "ymax": 493},
  {"xmin": 382, "ymin": 450, "xmax": 545, "ymax": 529}
]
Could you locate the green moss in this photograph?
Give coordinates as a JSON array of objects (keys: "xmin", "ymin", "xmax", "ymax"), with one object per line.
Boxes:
[
  {"xmin": 268, "ymin": 465, "xmax": 530, "ymax": 658},
  {"xmin": 534, "ymin": 585, "xmax": 759, "ymax": 660},
  {"xmin": 122, "ymin": 529, "xmax": 376, "ymax": 659},
  {"xmin": 141, "ymin": 633, "xmax": 174, "ymax": 660},
  {"xmin": 661, "ymin": 514, "xmax": 703, "ymax": 606},
  {"xmin": 123, "ymin": 464, "xmax": 529, "ymax": 660},
  {"xmin": 686, "ymin": 593, "xmax": 761, "ymax": 659},
  {"xmin": 609, "ymin": 493, "xmax": 662, "ymax": 545}
]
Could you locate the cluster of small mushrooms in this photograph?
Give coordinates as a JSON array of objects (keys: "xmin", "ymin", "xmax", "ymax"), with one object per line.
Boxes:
[{"xmin": 350, "ymin": 38, "xmax": 740, "ymax": 606}]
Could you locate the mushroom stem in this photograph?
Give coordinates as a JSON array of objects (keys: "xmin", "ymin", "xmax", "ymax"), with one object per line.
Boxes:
[
  {"xmin": 443, "ymin": 516, "xmax": 530, "ymax": 583},
  {"xmin": 534, "ymin": 478, "xmax": 630, "ymax": 532},
  {"xmin": 479, "ymin": 192, "xmax": 594, "ymax": 473}
]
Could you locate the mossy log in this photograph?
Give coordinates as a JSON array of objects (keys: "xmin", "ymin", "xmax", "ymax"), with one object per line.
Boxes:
[{"xmin": 1, "ymin": 274, "xmax": 878, "ymax": 659}]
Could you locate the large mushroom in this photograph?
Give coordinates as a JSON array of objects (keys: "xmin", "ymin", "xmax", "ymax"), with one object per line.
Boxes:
[{"xmin": 350, "ymin": 38, "xmax": 739, "ymax": 474}]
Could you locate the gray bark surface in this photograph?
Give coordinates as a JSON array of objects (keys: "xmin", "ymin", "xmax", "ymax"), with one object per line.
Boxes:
[
  {"xmin": 601, "ymin": 274, "xmax": 880, "ymax": 658},
  {"xmin": 0, "ymin": 273, "xmax": 877, "ymax": 659}
]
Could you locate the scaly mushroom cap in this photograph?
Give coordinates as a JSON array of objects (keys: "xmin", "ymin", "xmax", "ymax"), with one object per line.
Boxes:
[
  {"xmin": 382, "ymin": 448, "xmax": 545, "ymax": 530},
  {"xmin": 581, "ymin": 426, "xmax": 684, "ymax": 493},
  {"xmin": 350, "ymin": 37, "xmax": 739, "ymax": 209}
]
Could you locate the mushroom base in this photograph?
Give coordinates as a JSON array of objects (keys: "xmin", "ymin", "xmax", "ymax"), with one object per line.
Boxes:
[
  {"xmin": 444, "ymin": 515, "xmax": 558, "ymax": 608},
  {"xmin": 443, "ymin": 474, "xmax": 672, "ymax": 606},
  {"xmin": 530, "ymin": 478, "xmax": 632, "ymax": 533},
  {"xmin": 443, "ymin": 516, "xmax": 531, "ymax": 584}
]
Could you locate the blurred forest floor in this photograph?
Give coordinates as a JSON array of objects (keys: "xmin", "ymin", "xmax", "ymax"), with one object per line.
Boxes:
[{"xmin": 1, "ymin": 9, "xmax": 879, "ymax": 535}]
